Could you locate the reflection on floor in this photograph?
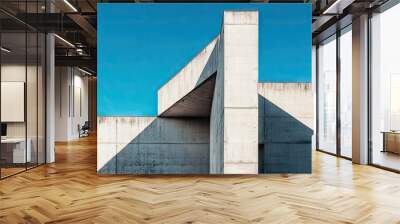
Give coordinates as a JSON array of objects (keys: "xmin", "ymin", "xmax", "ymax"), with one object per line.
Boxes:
[
  {"xmin": 0, "ymin": 135, "xmax": 400, "ymax": 223},
  {"xmin": 0, "ymin": 167, "xmax": 25, "ymax": 178},
  {"xmin": 0, "ymin": 162, "xmax": 43, "ymax": 179},
  {"xmin": 373, "ymin": 150, "xmax": 400, "ymax": 171}
]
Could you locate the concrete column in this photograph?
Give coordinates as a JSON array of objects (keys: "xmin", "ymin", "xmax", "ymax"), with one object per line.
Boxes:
[
  {"xmin": 46, "ymin": 33, "xmax": 55, "ymax": 163},
  {"xmin": 45, "ymin": 0, "xmax": 55, "ymax": 163},
  {"xmin": 222, "ymin": 11, "xmax": 259, "ymax": 174},
  {"xmin": 352, "ymin": 14, "xmax": 369, "ymax": 164}
]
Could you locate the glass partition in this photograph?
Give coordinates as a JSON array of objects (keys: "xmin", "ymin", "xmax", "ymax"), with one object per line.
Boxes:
[
  {"xmin": 27, "ymin": 30, "xmax": 38, "ymax": 169},
  {"xmin": 38, "ymin": 32, "xmax": 45, "ymax": 165},
  {"xmin": 0, "ymin": 1, "xmax": 46, "ymax": 179},
  {"xmin": 1, "ymin": 30, "xmax": 28, "ymax": 177}
]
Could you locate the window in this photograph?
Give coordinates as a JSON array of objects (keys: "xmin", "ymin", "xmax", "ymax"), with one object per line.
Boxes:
[
  {"xmin": 339, "ymin": 27, "xmax": 352, "ymax": 158},
  {"xmin": 318, "ymin": 35, "xmax": 337, "ymax": 154},
  {"xmin": 370, "ymin": 3, "xmax": 400, "ymax": 171}
]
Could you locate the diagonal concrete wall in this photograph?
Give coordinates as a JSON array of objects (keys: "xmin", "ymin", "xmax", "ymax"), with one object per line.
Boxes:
[{"xmin": 158, "ymin": 36, "xmax": 220, "ymax": 116}]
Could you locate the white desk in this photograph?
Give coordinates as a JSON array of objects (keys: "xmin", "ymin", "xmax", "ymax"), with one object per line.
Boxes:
[{"xmin": 1, "ymin": 138, "xmax": 31, "ymax": 163}]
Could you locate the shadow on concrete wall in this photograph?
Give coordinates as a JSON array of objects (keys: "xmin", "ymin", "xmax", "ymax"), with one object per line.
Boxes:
[
  {"xmin": 259, "ymin": 95, "xmax": 313, "ymax": 174},
  {"xmin": 99, "ymin": 42, "xmax": 220, "ymax": 175},
  {"xmin": 98, "ymin": 118, "xmax": 210, "ymax": 174}
]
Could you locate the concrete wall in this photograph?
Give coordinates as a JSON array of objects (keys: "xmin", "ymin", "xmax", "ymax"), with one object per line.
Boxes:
[
  {"xmin": 97, "ymin": 117, "xmax": 210, "ymax": 174},
  {"xmin": 258, "ymin": 83, "xmax": 313, "ymax": 173}
]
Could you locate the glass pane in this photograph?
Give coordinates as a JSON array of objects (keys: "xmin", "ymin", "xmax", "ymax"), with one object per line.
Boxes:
[
  {"xmin": 38, "ymin": 33, "xmax": 45, "ymax": 165},
  {"xmin": 318, "ymin": 36, "xmax": 337, "ymax": 154},
  {"xmin": 1, "ymin": 31, "xmax": 27, "ymax": 177},
  {"xmin": 371, "ymin": 4, "xmax": 400, "ymax": 171},
  {"xmin": 27, "ymin": 31, "xmax": 38, "ymax": 169},
  {"xmin": 340, "ymin": 28, "xmax": 352, "ymax": 158}
]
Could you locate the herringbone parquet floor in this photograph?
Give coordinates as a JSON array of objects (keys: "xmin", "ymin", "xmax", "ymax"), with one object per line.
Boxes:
[{"xmin": 1, "ymin": 135, "xmax": 400, "ymax": 224}]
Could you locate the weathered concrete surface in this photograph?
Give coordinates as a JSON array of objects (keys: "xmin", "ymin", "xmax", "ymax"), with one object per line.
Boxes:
[
  {"xmin": 157, "ymin": 11, "xmax": 259, "ymax": 174},
  {"xmin": 258, "ymin": 83, "xmax": 314, "ymax": 173},
  {"xmin": 210, "ymin": 37, "xmax": 224, "ymax": 174},
  {"xmin": 158, "ymin": 37, "xmax": 219, "ymax": 116},
  {"xmin": 221, "ymin": 11, "xmax": 259, "ymax": 174},
  {"xmin": 97, "ymin": 116, "xmax": 210, "ymax": 174}
]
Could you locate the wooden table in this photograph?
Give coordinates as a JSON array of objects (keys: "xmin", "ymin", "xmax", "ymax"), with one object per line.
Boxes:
[{"xmin": 382, "ymin": 131, "xmax": 400, "ymax": 154}]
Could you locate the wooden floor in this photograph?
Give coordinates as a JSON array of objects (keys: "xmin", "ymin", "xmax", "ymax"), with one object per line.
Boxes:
[
  {"xmin": 1, "ymin": 136, "xmax": 400, "ymax": 223},
  {"xmin": 373, "ymin": 151, "xmax": 400, "ymax": 171}
]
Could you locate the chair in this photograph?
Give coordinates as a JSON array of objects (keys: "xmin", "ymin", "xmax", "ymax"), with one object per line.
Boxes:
[{"xmin": 79, "ymin": 121, "xmax": 90, "ymax": 138}]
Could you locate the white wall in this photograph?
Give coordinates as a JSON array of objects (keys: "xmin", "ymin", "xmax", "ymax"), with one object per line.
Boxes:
[
  {"xmin": 55, "ymin": 67, "xmax": 89, "ymax": 141},
  {"xmin": 1, "ymin": 63, "xmax": 46, "ymax": 164},
  {"xmin": 1, "ymin": 65, "xmax": 40, "ymax": 138}
]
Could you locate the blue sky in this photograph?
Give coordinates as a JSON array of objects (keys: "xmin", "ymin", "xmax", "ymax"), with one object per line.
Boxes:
[{"xmin": 98, "ymin": 3, "xmax": 311, "ymax": 116}]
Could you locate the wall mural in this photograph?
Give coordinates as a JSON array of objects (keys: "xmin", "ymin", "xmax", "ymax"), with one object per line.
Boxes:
[{"xmin": 97, "ymin": 4, "xmax": 313, "ymax": 174}]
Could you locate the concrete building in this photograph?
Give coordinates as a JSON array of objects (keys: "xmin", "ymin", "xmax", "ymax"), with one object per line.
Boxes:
[{"xmin": 97, "ymin": 11, "xmax": 313, "ymax": 174}]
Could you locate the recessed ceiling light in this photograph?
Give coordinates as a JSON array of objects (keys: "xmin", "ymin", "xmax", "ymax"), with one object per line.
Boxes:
[
  {"xmin": 1, "ymin": 47, "xmax": 11, "ymax": 53},
  {"xmin": 78, "ymin": 67, "xmax": 93, "ymax": 76},
  {"xmin": 322, "ymin": 0, "xmax": 354, "ymax": 15},
  {"xmin": 54, "ymin": 34, "xmax": 75, "ymax": 48},
  {"xmin": 63, "ymin": 0, "xmax": 78, "ymax": 12}
]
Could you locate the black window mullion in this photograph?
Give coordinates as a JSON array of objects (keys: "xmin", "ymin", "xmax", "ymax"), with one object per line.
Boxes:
[
  {"xmin": 336, "ymin": 29, "xmax": 341, "ymax": 157},
  {"xmin": 0, "ymin": 24, "xmax": 2, "ymax": 179},
  {"xmin": 25, "ymin": 0, "xmax": 28, "ymax": 171},
  {"xmin": 316, "ymin": 44, "xmax": 320, "ymax": 151},
  {"xmin": 36, "ymin": 0, "xmax": 39, "ymax": 167}
]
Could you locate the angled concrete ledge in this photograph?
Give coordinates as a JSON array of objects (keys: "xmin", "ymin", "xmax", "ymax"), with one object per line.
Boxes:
[
  {"xmin": 160, "ymin": 75, "xmax": 216, "ymax": 117},
  {"xmin": 157, "ymin": 36, "xmax": 220, "ymax": 116}
]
